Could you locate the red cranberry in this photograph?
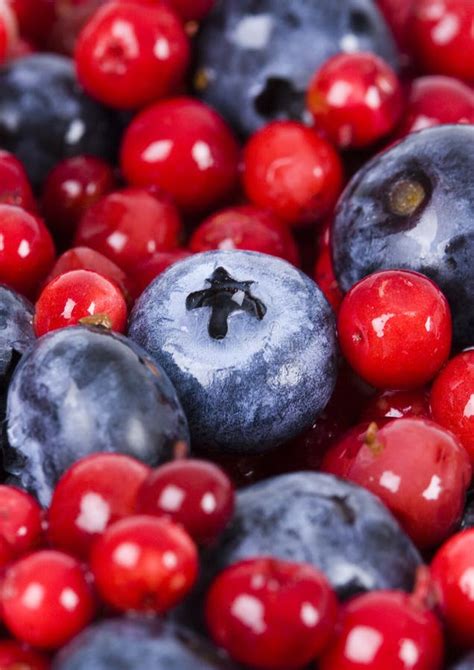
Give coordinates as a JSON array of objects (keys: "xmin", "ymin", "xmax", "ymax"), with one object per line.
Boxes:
[
  {"xmin": 322, "ymin": 418, "xmax": 471, "ymax": 549},
  {"xmin": 206, "ymin": 557, "xmax": 338, "ymax": 670},
  {"xmin": 48, "ymin": 453, "xmax": 151, "ymax": 559},
  {"xmin": 0, "ymin": 535, "xmax": 14, "ymax": 569},
  {"xmin": 319, "ymin": 586, "xmax": 444, "ymax": 670},
  {"xmin": 412, "ymin": 0, "xmax": 474, "ymax": 81},
  {"xmin": 190, "ymin": 205, "xmax": 300, "ymax": 265},
  {"xmin": 314, "ymin": 220, "xmax": 343, "ymax": 312},
  {"xmin": 8, "ymin": 0, "xmax": 56, "ymax": 46},
  {"xmin": 0, "ymin": 1, "xmax": 17, "ymax": 62},
  {"xmin": 0, "ymin": 150, "xmax": 35, "ymax": 211},
  {"xmin": 307, "ymin": 52, "xmax": 404, "ymax": 149},
  {"xmin": 90, "ymin": 515, "xmax": 198, "ymax": 613},
  {"xmin": 0, "ymin": 641, "xmax": 49, "ymax": 670},
  {"xmin": 129, "ymin": 248, "xmax": 192, "ymax": 298},
  {"xmin": 1, "ymin": 550, "xmax": 95, "ymax": 649},
  {"xmin": 41, "ymin": 156, "xmax": 116, "ymax": 246},
  {"xmin": 243, "ymin": 121, "xmax": 343, "ymax": 226},
  {"xmin": 120, "ymin": 97, "xmax": 240, "ymax": 213},
  {"xmin": 9, "ymin": 34, "xmax": 35, "ymax": 57},
  {"xmin": 361, "ymin": 388, "xmax": 431, "ymax": 422},
  {"xmin": 338, "ymin": 270, "xmax": 452, "ymax": 389},
  {"xmin": 74, "ymin": 186, "xmax": 182, "ymax": 274},
  {"xmin": 75, "ymin": 1, "xmax": 189, "ymax": 109},
  {"xmin": 0, "ymin": 485, "xmax": 42, "ymax": 557},
  {"xmin": 376, "ymin": 0, "xmax": 413, "ymax": 56},
  {"xmin": 34, "ymin": 269, "xmax": 128, "ymax": 336}
]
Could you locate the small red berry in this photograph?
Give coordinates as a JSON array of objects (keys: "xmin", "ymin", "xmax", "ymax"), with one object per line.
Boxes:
[
  {"xmin": 48, "ymin": 453, "xmax": 151, "ymax": 559},
  {"xmin": 0, "ymin": 640, "xmax": 49, "ymax": 670},
  {"xmin": 338, "ymin": 270, "xmax": 452, "ymax": 389},
  {"xmin": 75, "ymin": 1, "xmax": 190, "ymax": 109},
  {"xmin": 129, "ymin": 248, "xmax": 192, "ymax": 298},
  {"xmin": 0, "ymin": 0, "xmax": 17, "ymax": 62},
  {"xmin": 307, "ymin": 52, "xmax": 404, "ymax": 149},
  {"xmin": 0, "ymin": 535, "xmax": 14, "ymax": 568},
  {"xmin": 206, "ymin": 557, "xmax": 338, "ymax": 670},
  {"xmin": 314, "ymin": 220, "xmax": 343, "ymax": 312},
  {"xmin": 361, "ymin": 388, "xmax": 431, "ymax": 422},
  {"xmin": 90, "ymin": 515, "xmax": 198, "ymax": 613},
  {"xmin": 0, "ymin": 485, "xmax": 42, "ymax": 557},
  {"xmin": 2, "ymin": 550, "xmax": 95, "ymax": 649},
  {"xmin": 120, "ymin": 97, "xmax": 240, "ymax": 213},
  {"xmin": 0, "ymin": 149, "xmax": 36, "ymax": 211},
  {"xmin": 74, "ymin": 186, "xmax": 182, "ymax": 274},
  {"xmin": 376, "ymin": 0, "xmax": 413, "ymax": 55},
  {"xmin": 8, "ymin": 0, "xmax": 56, "ymax": 46},
  {"xmin": 190, "ymin": 205, "xmax": 300, "ymax": 266},
  {"xmin": 243, "ymin": 121, "xmax": 343, "ymax": 226}
]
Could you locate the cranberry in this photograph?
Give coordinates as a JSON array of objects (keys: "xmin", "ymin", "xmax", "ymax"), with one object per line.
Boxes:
[
  {"xmin": 307, "ymin": 52, "xmax": 404, "ymax": 149},
  {"xmin": 2, "ymin": 550, "xmax": 95, "ymax": 649},
  {"xmin": 129, "ymin": 248, "xmax": 192, "ymax": 298},
  {"xmin": 9, "ymin": 34, "xmax": 34, "ymax": 57},
  {"xmin": 376, "ymin": 0, "xmax": 413, "ymax": 56},
  {"xmin": 0, "ymin": 485, "xmax": 42, "ymax": 557},
  {"xmin": 0, "ymin": 641, "xmax": 49, "ymax": 670},
  {"xmin": 0, "ymin": 1, "xmax": 17, "ymax": 62},
  {"xmin": 0, "ymin": 150, "xmax": 35, "ymax": 211},
  {"xmin": 48, "ymin": 453, "xmax": 151, "ymax": 559},
  {"xmin": 8, "ymin": 0, "xmax": 56, "ymax": 46},
  {"xmin": 41, "ymin": 156, "xmax": 116, "ymax": 246},
  {"xmin": 190, "ymin": 205, "xmax": 300, "ymax": 266},
  {"xmin": 120, "ymin": 97, "xmax": 240, "ymax": 213},
  {"xmin": 338, "ymin": 270, "xmax": 452, "ymax": 389},
  {"xmin": 74, "ymin": 186, "xmax": 182, "ymax": 274},
  {"xmin": 90, "ymin": 515, "xmax": 198, "ymax": 613},
  {"xmin": 75, "ymin": 1, "xmax": 189, "ymax": 109},
  {"xmin": 243, "ymin": 121, "xmax": 343, "ymax": 227},
  {"xmin": 314, "ymin": 220, "xmax": 343, "ymax": 312},
  {"xmin": 0, "ymin": 204, "xmax": 55, "ymax": 299},
  {"xmin": 412, "ymin": 0, "xmax": 474, "ymax": 81},
  {"xmin": 361, "ymin": 388, "xmax": 431, "ymax": 422},
  {"xmin": 319, "ymin": 586, "xmax": 444, "ymax": 670},
  {"xmin": 206, "ymin": 557, "xmax": 338, "ymax": 670}
]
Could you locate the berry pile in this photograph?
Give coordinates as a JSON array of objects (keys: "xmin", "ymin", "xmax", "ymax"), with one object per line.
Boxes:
[{"xmin": 0, "ymin": 0, "xmax": 471, "ymax": 668}]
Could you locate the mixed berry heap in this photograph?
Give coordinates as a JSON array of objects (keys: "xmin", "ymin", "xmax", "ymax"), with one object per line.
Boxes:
[{"xmin": 0, "ymin": 0, "xmax": 471, "ymax": 669}]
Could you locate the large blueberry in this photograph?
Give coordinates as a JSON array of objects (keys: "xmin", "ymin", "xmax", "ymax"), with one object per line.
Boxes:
[
  {"xmin": 332, "ymin": 124, "xmax": 474, "ymax": 349},
  {"xmin": 194, "ymin": 0, "xmax": 399, "ymax": 137},
  {"xmin": 128, "ymin": 251, "xmax": 338, "ymax": 455},
  {"xmin": 0, "ymin": 284, "xmax": 34, "ymax": 381},
  {"xmin": 52, "ymin": 618, "xmax": 240, "ymax": 670},
  {"xmin": 0, "ymin": 54, "xmax": 121, "ymax": 188},
  {"xmin": 4, "ymin": 327, "xmax": 189, "ymax": 505}
]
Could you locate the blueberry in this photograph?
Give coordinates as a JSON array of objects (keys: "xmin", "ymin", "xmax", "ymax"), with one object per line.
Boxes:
[
  {"xmin": 332, "ymin": 124, "xmax": 474, "ymax": 349},
  {"xmin": 4, "ymin": 327, "xmax": 189, "ymax": 506},
  {"xmin": 448, "ymin": 653, "xmax": 474, "ymax": 670},
  {"xmin": 0, "ymin": 54, "xmax": 121, "ymax": 189},
  {"xmin": 0, "ymin": 284, "xmax": 34, "ymax": 381},
  {"xmin": 52, "ymin": 618, "xmax": 240, "ymax": 670},
  {"xmin": 128, "ymin": 251, "xmax": 338, "ymax": 455},
  {"xmin": 194, "ymin": 0, "xmax": 399, "ymax": 137}
]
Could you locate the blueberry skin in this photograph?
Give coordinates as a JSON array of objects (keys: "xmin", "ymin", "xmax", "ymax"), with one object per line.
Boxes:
[
  {"xmin": 0, "ymin": 54, "xmax": 121, "ymax": 188},
  {"xmin": 128, "ymin": 251, "xmax": 338, "ymax": 455},
  {"xmin": 4, "ymin": 327, "xmax": 189, "ymax": 506},
  {"xmin": 0, "ymin": 285, "xmax": 34, "ymax": 380},
  {"xmin": 449, "ymin": 654, "xmax": 474, "ymax": 670},
  {"xmin": 53, "ymin": 619, "xmax": 240, "ymax": 670},
  {"xmin": 194, "ymin": 0, "xmax": 399, "ymax": 137},
  {"xmin": 332, "ymin": 124, "xmax": 474, "ymax": 349}
]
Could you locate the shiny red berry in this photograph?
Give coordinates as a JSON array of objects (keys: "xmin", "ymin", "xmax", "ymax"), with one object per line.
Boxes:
[
  {"xmin": 8, "ymin": 0, "xmax": 55, "ymax": 46},
  {"xmin": 243, "ymin": 121, "xmax": 343, "ymax": 226},
  {"xmin": 206, "ymin": 557, "xmax": 338, "ymax": 670},
  {"xmin": 314, "ymin": 220, "xmax": 343, "ymax": 312},
  {"xmin": 338, "ymin": 270, "xmax": 452, "ymax": 389},
  {"xmin": 90, "ymin": 515, "xmax": 198, "ymax": 613},
  {"xmin": 48, "ymin": 453, "xmax": 151, "ymax": 559},
  {"xmin": 361, "ymin": 388, "xmax": 431, "ymax": 422},
  {"xmin": 0, "ymin": 1, "xmax": 18, "ymax": 62},
  {"xmin": 74, "ymin": 186, "xmax": 182, "ymax": 273},
  {"xmin": 190, "ymin": 205, "xmax": 300, "ymax": 266},
  {"xmin": 2, "ymin": 550, "xmax": 95, "ymax": 649},
  {"xmin": 307, "ymin": 52, "xmax": 404, "ymax": 149},
  {"xmin": 129, "ymin": 248, "xmax": 192, "ymax": 298},
  {"xmin": 121, "ymin": 97, "xmax": 240, "ymax": 213},
  {"xmin": 0, "ymin": 149, "xmax": 35, "ymax": 211},
  {"xmin": 376, "ymin": 0, "xmax": 413, "ymax": 55},
  {"xmin": 0, "ymin": 641, "xmax": 49, "ymax": 670},
  {"xmin": 0, "ymin": 485, "xmax": 42, "ymax": 557}
]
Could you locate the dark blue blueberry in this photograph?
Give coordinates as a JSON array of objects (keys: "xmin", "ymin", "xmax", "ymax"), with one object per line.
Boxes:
[
  {"xmin": 449, "ymin": 653, "xmax": 474, "ymax": 670},
  {"xmin": 0, "ymin": 54, "xmax": 122, "ymax": 189},
  {"xmin": 4, "ymin": 327, "xmax": 189, "ymax": 506},
  {"xmin": 194, "ymin": 0, "xmax": 399, "ymax": 137},
  {"xmin": 332, "ymin": 124, "xmax": 474, "ymax": 349},
  {"xmin": 0, "ymin": 284, "xmax": 34, "ymax": 381},
  {"xmin": 52, "ymin": 618, "xmax": 240, "ymax": 670},
  {"xmin": 461, "ymin": 488, "xmax": 474, "ymax": 530},
  {"xmin": 128, "ymin": 251, "xmax": 338, "ymax": 455}
]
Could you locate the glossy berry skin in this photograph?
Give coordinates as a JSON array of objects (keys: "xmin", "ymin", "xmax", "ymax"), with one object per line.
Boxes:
[
  {"xmin": 206, "ymin": 557, "xmax": 338, "ymax": 670},
  {"xmin": 243, "ymin": 121, "xmax": 343, "ymax": 226},
  {"xmin": 322, "ymin": 418, "xmax": 471, "ymax": 550},
  {"xmin": 8, "ymin": 0, "xmax": 55, "ymax": 46},
  {"xmin": 90, "ymin": 515, "xmax": 198, "ymax": 613},
  {"xmin": 75, "ymin": 1, "xmax": 190, "ymax": 110},
  {"xmin": 0, "ymin": 534, "xmax": 14, "ymax": 567},
  {"xmin": 431, "ymin": 350, "xmax": 474, "ymax": 464},
  {"xmin": 361, "ymin": 388, "xmax": 431, "ymax": 422},
  {"xmin": 75, "ymin": 187, "xmax": 182, "ymax": 274},
  {"xmin": 412, "ymin": 0, "xmax": 474, "ymax": 81},
  {"xmin": 190, "ymin": 205, "xmax": 300, "ymax": 266},
  {"xmin": 129, "ymin": 248, "xmax": 192, "ymax": 299},
  {"xmin": 136, "ymin": 459, "xmax": 234, "ymax": 544},
  {"xmin": 41, "ymin": 156, "xmax": 116, "ymax": 247},
  {"xmin": 0, "ymin": 485, "xmax": 42, "ymax": 556},
  {"xmin": 338, "ymin": 270, "xmax": 451, "ymax": 389},
  {"xmin": 0, "ymin": 149, "xmax": 36, "ymax": 211},
  {"xmin": 0, "ymin": 641, "xmax": 49, "ymax": 670},
  {"xmin": 0, "ymin": 284, "xmax": 34, "ymax": 383},
  {"xmin": 34, "ymin": 269, "xmax": 128, "ymax": 336},
  {"xmin": 314, "ymin": 220, "xmax": 343, "ymax": 313},
  {"xmin": 0, "ymin": 204, "xmax": 55, "ymax": 299},
  {"xmin": 307, "ymin": 52, "xmax": 404, "ymax": 149},
  {"xmin": 120, "ymin": 97, "xmax": 240, "ymax": 213},
  {"xmin": 319, "ymin": 590, "xmax": 444, "ymax": 670},
  {"xmin": 2, "ymin": 550, "xmax": 95, "ymax": 649},
  {"xmin": 48, "ymin": 453, "xmax": 150, "ymax": 558}
]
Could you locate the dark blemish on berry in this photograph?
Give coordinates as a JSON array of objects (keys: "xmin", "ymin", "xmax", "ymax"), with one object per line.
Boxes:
[{"xmin": 254, "ymin": 78, "xmax": 304, "ymax": 120}]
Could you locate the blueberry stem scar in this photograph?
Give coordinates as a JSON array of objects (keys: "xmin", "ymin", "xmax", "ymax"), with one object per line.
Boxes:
[{"xmin": 185, "ymin": 266, "xmax": 267, "ymax": 340}]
